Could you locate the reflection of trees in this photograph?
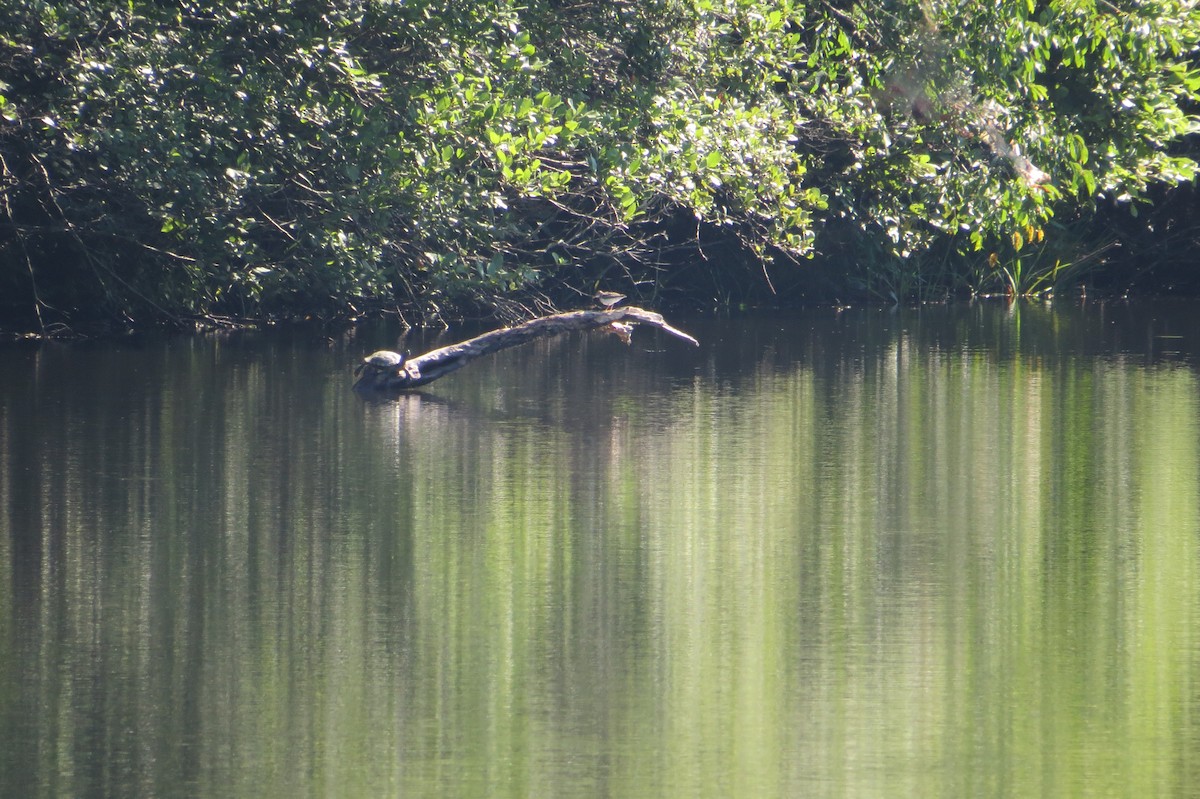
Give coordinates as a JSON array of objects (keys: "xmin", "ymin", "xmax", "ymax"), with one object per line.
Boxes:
[
  {"xmin": 617, "ymin": 328, "xmax": 1200, "ymax": 796},
  {"xmin": 2, "ymin": 316, "xmax": 1199, "ymax": 796}
]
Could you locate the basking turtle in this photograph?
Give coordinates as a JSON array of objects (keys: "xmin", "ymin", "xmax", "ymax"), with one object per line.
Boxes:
[{"xmin": 354, "ymin": 349, "xmax": 407, "ymax": 388}]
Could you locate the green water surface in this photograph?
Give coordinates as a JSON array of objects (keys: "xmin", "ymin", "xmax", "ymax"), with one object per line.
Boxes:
[{"xmin": 2, "ymin": 301, "xmax": 1199, "ymax": 798}]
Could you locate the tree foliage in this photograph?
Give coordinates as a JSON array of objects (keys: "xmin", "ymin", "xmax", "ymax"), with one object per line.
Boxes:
[{"xmin": 0, "ymin": 0, "xmax": 1197, "ymax": 330}]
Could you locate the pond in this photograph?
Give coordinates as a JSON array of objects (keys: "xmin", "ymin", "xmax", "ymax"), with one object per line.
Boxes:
[{"xmin": 2, "ymin": 300, "xmax": 1200, "ymax": 798}]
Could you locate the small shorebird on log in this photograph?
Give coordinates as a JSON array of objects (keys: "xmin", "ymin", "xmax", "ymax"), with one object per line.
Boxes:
[{"xmin": 594, "ymin": 290, "xmax": 627, "ymax": 308}]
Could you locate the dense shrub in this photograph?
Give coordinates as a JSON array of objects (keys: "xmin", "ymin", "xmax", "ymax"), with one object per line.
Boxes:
[{"xmin": 0, "ymin": 1, "xmax": 1196, "ymax": 330}]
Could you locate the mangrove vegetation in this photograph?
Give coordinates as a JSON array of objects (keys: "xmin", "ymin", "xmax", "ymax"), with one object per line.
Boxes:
[{"xmin": 1, "ymin": 0, "xmax": 1198, "ymax": 333}]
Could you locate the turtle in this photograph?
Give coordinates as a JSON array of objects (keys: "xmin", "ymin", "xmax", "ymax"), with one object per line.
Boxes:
[{"xmin": 354, "ymin": 350, "xmax": 408, "ymax": 387}]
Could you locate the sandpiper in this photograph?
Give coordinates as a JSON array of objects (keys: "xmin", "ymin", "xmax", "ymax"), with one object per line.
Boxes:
[{"xmin": 594, "ymin": 290, "xmax": 627, "ymax": 308}]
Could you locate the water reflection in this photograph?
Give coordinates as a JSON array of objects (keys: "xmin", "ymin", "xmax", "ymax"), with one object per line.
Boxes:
[{"xmin": 2, "ymin": 302, "xmax": 1199, "ymax": 797}]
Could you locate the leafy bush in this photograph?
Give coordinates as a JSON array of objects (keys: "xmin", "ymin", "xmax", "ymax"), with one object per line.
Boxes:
[{"xmin": 0, "ymin": 0, "xmax": 1196, "ymax": 331}]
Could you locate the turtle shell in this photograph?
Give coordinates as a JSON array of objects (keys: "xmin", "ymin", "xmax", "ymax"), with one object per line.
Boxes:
[
  {"xmin": 363, "ymin": 350, "xmax": 404, "ymax": 369},
  {"xmin": 354, "ymin": 350, "xmax": 406, "ymax": 380}
]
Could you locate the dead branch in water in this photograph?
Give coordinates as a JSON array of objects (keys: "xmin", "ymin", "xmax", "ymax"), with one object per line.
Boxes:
[{"xmin": 353, "ymin": 306, "xmax": 698, "ymax": 391}]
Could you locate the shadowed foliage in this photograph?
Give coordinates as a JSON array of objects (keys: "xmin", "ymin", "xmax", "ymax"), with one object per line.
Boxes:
[{"xmin": 0, "ymin": 0, "xmax": 1197, "ymax": 332}]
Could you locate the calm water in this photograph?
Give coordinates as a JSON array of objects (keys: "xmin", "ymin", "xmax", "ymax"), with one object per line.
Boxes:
[{"xmin": 2, "ymin": 301, "xmax": 1200, "ymax": 798}]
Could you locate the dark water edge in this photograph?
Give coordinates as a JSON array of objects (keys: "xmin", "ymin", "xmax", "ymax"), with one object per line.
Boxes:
[{"xmin": 4, "ymin": 280, "xmax": 1200, "ymax": 344}]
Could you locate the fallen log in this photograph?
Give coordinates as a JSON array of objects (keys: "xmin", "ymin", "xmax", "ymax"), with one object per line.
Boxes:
[{"xmin": 354, "ymin": 307, "xmax": 699, "ymax": 391}]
